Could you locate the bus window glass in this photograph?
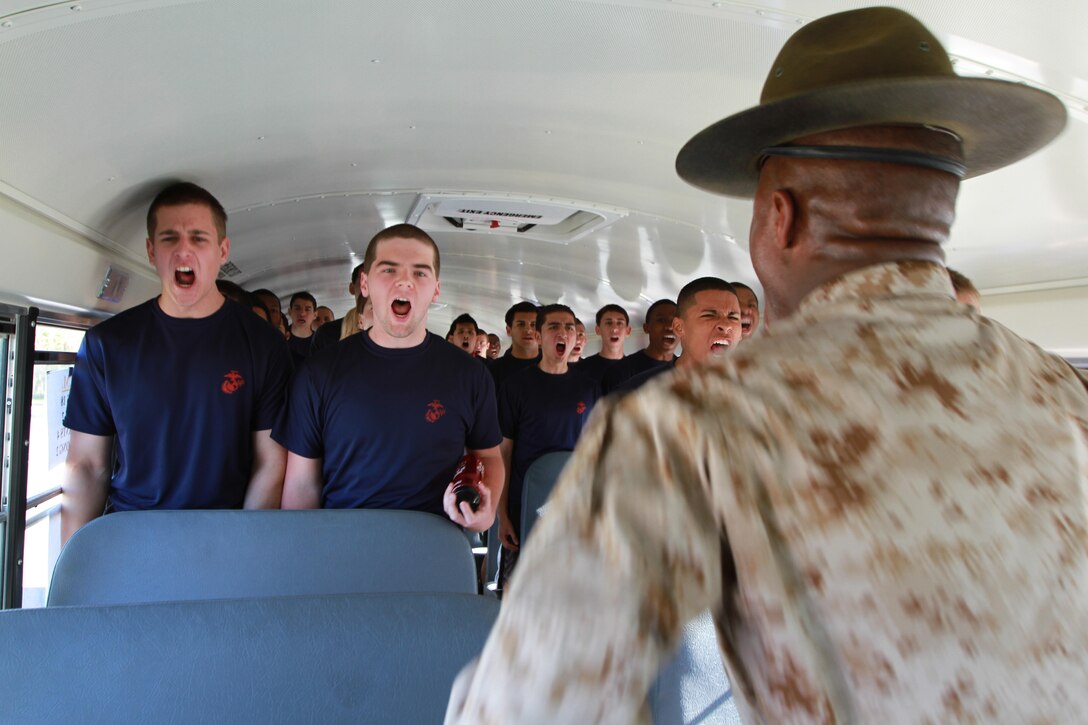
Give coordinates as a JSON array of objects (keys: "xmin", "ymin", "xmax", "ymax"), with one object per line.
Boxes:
[{"xmin": 23, "ymin": 326, "xmax": 85, "ymax": 608}]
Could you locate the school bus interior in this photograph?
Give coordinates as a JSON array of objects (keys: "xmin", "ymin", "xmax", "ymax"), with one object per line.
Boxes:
[{"xmin": 0, "ymin": 1, "xmax": 1084, "ymax": 722}]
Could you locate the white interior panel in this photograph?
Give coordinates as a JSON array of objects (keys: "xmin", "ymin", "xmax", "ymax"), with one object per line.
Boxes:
[{"xmin": 0, "ymin": 0, "xmax": 1083, "ymax": 349}]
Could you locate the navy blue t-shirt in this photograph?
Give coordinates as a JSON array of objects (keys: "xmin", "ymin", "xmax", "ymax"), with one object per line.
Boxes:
[
  {"xmin": 273, "ymin": 331, "xmax": 502, "ymax": 515},
  {"xmin": 614, "ymin": 359, "xmax": 676, "ymax": 395},
  {"xmin": 488, "ymin": 349, "xmax": 540, "ymax": 394},
  {"xmin": 287, "ymin": 332, "xmax": 313, "ymax": 367},
  {"xmin": 64, "ymin": 298, "xmax": 292, "ymax": 511},
  {"xmin": 498, "ymin": 365, "xmax": 599, "ymax": 531},
  {"xmin": 601, "ymin": 350, "xmax": 677, "ymax": 395},
  {"xmin": 310, "ymin": 317, "xmax": 343, "ymax": 355},
  {"xmin": 573, "ymin": 353, "xmax": 625, "ymax": 384}
]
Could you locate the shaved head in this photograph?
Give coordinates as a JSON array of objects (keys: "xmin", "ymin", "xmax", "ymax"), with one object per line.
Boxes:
[{"xmin": 751, "ymin": 125, "xmax": 963, "ymax": 322}]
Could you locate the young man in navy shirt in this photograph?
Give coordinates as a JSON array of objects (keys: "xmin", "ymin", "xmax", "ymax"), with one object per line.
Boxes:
[
  {"xmin": 286, "ymin": 291, "xmax": 317, "ymax": 366},
  {"xmin": 731, "ymin": 281, "xmax": 761, "ymax": 341},
  {"xmin": 575, "ymin": 304, "xmax": 631, "ymax": 383},
  {"xmin": 486, "ymin": 333, "xmax": 502, "ymax": 360},
  {"xmin": 61, "ymin": 182, "xmax": 291, "ymax": 544},
  {"xmin": 445, "ymin": 313, "xmax": 480, "ymax": 355},
  {"xmin": 615, "ymin": 278, "xmax": 742, "ymax": 394},
  {"xmin": 497, "ymin": 304, "xmax": 599, "ymax": 580},
  {"xmin": 488, "ymin": 301, "xmax": 540, "ymax": 391},
  {"xmin": 312, "ymin": 305, "xmax": 335, "ymax": 332},
  {"xmin": 275, "ymin": 224, "xmax": 501, "ymax": 532},
  {"xmin": 568, "ymin": 319, "xmax": 587, "ymax": 363},
  {"xmin": 474, "ymin": 329, "xmax": 490, "ymax": 359},
  {"xmin": 311, "ymin": 262, "xmax": 369, "ymax": 354},
  {"xmin": 600, "ymin": 298, "xmax": 679, "ymax": 393}
]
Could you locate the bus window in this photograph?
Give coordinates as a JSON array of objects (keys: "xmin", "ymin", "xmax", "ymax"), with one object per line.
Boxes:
[{"xmin": 22, "ymin": 326, "xmax": 84, "ymax": 608}]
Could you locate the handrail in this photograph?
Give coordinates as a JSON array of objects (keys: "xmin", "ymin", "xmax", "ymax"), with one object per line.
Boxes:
[
  {"xmin": 0, "ymin": 485, "xmax": 60, "ymax": 524},
  {"xmin": 25, "ymin": 502, "xmax": 61, "ymax": 529},
  {"xmin": 27, "ymin": 485, "xmax": 62, "ymax": 511}
]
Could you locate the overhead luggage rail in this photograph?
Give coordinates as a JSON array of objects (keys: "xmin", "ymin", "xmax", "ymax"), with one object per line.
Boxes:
[{"xmin": 48, "ymin": 509, "xmax": 478, "ymax": 606}]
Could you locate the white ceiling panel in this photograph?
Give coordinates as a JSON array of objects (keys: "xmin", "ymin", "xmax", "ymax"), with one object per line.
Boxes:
[{"xmin": 0, "ymin": 0, "xmax": 1085, "ymax": 337}]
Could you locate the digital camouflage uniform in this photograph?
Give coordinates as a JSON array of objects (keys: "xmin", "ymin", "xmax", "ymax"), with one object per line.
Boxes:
[{"xmin": 447, "ymin": 260, "xmax": 1088, "ymax": 724}]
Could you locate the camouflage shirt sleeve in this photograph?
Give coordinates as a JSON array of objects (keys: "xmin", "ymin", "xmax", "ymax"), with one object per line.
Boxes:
[{"xmin": 446, "ymin": 387, "xmax": 724, "ymax": 724}]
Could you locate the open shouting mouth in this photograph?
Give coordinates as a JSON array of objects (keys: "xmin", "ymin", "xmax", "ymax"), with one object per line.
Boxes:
[
  {"xmin": 175, "ymin": 266, "xmax": 195, "ymax": 288},
  {"xmin": 710, "ymin": 337, "xmax": 732, "ymax": 354},
  {"xmin": 391, "ymin": 297, "xmax": 411, "ymax": 319}
]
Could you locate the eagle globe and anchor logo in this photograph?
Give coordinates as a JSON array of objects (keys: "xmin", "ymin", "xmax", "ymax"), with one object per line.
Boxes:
[
  {"xmin": 425, "ymin": 399, "xmax": 446, "ymax": 423},
  {"xmin": 221, "ymin": 370, "xmax": 246, "ymax": 395}
]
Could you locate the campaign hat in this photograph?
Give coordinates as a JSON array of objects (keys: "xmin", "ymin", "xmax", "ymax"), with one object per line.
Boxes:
[{"xmin": 675, "ymin": 6, "xmax": 1067, "ymax": 198}]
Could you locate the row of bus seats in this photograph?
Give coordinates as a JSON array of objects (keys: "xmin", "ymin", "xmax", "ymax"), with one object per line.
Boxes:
[{"xmin": 0, "ymin": 457, "xmax": 738, "ymax": 723}]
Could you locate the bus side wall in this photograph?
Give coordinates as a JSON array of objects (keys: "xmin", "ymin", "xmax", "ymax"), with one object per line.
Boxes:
[
  {"xmin": 984, "ymin": 286, "xmax": 1088, "ymax": 358},
  {"xmin": 0, "ymin": 197, "xmax": 158, "ymax": 314}
]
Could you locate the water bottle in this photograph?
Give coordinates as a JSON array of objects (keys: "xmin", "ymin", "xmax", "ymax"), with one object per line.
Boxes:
[{"xmin": 452, "ymin": 454, "xmax": 483, "ymax": 511}]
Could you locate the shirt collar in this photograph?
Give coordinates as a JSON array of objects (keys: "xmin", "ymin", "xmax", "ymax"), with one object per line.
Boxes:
[{"xmin": 797, "ymin": 260, "xmax": 955, "ymax": 315}]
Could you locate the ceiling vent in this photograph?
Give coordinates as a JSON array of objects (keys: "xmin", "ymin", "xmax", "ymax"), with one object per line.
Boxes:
[{"xmin": 406, "ymin": 193, "xmax": 627, "ymax": 244}]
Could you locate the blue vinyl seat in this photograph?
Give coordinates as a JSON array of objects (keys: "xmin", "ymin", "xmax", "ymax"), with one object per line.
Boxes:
[
  {"xmin": 48, "ymin": 509, "xmax": 478, "ymax": 605},
  {"xmin": 484, "ymin": 451, "xmax": 572, "ymax": 590},
  {"xmin": 0, "ymin": 592, "xmax": 498, "ymax": 724},
  {"xmin": 519, "ymin": 450, "xmax": 571, "ymax": 544}
]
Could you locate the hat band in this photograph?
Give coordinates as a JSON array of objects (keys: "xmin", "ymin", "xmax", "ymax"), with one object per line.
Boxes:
[{"xmin": 758, "ymin": 145, "xmax": 967, "ymax": 178}]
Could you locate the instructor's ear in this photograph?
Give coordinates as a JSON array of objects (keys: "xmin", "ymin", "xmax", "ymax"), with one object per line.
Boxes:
[{"xmin": 770, "ymin": 189, "xmax": 797, "ymax": 250}]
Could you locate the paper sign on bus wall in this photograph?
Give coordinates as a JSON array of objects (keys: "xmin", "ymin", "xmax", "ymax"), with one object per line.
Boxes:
[{"xmin": 47, "ymin": 368, "xmax": 73, "ymax": 470}]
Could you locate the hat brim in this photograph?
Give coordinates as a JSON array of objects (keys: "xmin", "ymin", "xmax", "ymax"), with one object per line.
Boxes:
[{"xmin": 675, "ymin": 77, "xmax": 1067, "ymax": 198}]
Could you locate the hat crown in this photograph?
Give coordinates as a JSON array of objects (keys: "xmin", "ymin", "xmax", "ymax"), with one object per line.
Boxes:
[
  {"xmin": 676, "ymin": 5, "xmax": 1067, "ymax": 197},
  {"xmin": 761, "ymin": 7, "xmax": 953, "ymax": 104}
]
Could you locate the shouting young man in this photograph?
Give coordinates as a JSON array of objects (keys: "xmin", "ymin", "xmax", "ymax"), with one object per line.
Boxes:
[
  {"xmin": 574, "ymin": 304, "xmax": 631, "ymax": 384},
  {"xmin": 613, "ymin": 277, "xmax": 742, "ymax": 394},
  {"xmin": 731, "ymin": 282, "xmax": 761, "ymax": 341},
  {"xmin": 445, "ymin": 313, "xmax": 480, "ymax": 355},
  {"xmin": 496, "ymin": 304, "xmax": 599, "ymax": 585},
  {"xmin": 600, "ymin": 298, "xmax": 678, "ymax": 393},
  {"xmin": 275, "ymin": 224, "xmax": 501, "ymax": 532},
  {"xmin": 62, "ymin": 182, "xmax": 291, "ymax": 544}
]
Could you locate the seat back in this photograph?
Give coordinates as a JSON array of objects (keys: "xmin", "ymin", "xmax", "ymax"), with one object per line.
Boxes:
[
  {"xmin": 485, "ymin": 517, "xmax": 501, "ymax": 589},
  {"xmin": 519, "ymin": 451, "xmax": 571, "ymax": 543},
  {"xmin": 648, "ymin": 609, "xmax": 741, "ymax": 724},
  {"xmin": 0, "ymin": 592, "xmax": 498, "ymax": 724},
  {"xmin": 49, "ymin": 509, "xmax": 478, "ymax": 606}
]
